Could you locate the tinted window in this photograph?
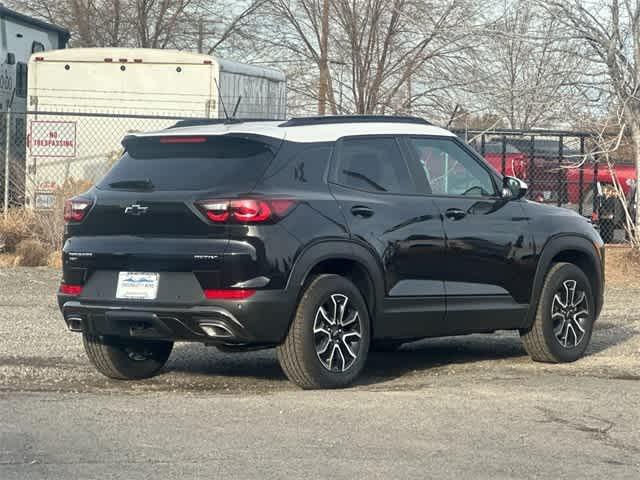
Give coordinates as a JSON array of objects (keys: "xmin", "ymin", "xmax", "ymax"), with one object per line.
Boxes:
[
  {"xmin": 98, "ymin": 137, "xmax": 274, "ymax": 191},
  {"xmin": 32, "ymin": 42, "xmax": 45, "ymax": 53},
  {"xmin": 261, "ymin": 143, "xmax": 332, "ymax": 187},
  {"xmin": 409, "ymin": 138, "xmax": 496, "ymax": 197},
  {"xmin": 335, "ymin": 137, "xmax": 414, "ymax": 193}
]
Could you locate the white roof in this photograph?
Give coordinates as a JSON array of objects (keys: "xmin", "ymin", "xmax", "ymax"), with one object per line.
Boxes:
[
  {"xmin": 32, "ymin": 48, "xmax": 213, "ymax": 64},
  {"xmin": 30, "ymin": 48, "xmax": 285, "ymax": 80},
  {"xmin": 134, "ymin": 120, "xmax": 455, "ymax": 143}
]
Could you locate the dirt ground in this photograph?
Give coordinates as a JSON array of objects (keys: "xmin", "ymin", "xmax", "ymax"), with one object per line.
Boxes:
[{"xmin": 0, "ymin": 265, "xmax": 638, "ymax": 479}]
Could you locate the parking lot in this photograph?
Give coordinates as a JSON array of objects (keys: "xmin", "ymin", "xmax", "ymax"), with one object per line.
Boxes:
[{"xmin": 1, "ymin": 267, "xmax": 639, "ymax": 479}]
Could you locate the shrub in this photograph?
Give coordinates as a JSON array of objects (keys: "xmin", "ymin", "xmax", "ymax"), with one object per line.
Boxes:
[
  {"xmin": 0, "ymin": 177, "xmax": 93, "ymax": 263},
  {"xmin": 14, "ymin": 239, "xmax": 50, "ymax": 267},
  {"xmin": 0, "ymin": 209, "xmax": 36, "ymax": 252}
]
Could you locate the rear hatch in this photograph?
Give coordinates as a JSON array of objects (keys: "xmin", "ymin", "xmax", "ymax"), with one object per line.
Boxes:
[{"xmin": 63, "ymin": 134, "xmax": 278, "ymax": 298}]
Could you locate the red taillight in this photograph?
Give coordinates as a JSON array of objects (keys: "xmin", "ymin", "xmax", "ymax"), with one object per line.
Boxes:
[
  {"xmin": 59, "ymin": 284, "xmax": 83, "ymax": 296},
  {"xmin": 63, "ymin": 197, "xmax": 93, "ymax": 223},
  {"xmin": 232, "ymin": 199, "xmax": 272, "ymax": 222},
  {"xmin": 159, "ymin": 136, "xmax": 207, "ymax": 144},
  {"xmin": 197, "ymin": 199, "xmax": 296, "ymax": 224},
  {"xmin": 204, "ymin": 289, "xmax": 255, "ymax": 300}
]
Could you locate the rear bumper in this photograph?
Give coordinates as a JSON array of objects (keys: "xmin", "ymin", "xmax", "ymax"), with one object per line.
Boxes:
[{"xmin": 58, "ymin": 290, "xmax": 296, "ymax": 346}]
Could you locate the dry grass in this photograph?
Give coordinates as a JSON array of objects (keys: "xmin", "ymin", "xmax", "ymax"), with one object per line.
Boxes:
[
  {"xmin": 604, "ymin": 245, "xmax": 640, "ymax": 287},
  {"xmin": 0, "ymin": 178, "xmax": 92, "ymax": 265},
  {"xmin": 13, "ymin": 240, "xmax": 50, "ymax": 267},
  {"xmin": 0, "ymin": 209, "xmax": 37, "ymax": 252}
]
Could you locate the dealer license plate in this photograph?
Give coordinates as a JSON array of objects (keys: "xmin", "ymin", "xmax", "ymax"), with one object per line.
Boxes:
[{"xmin": 116, "ymin": 272, "xmax": 160, "ymax": 300}]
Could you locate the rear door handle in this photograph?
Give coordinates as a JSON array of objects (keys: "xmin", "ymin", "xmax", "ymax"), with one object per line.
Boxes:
[
  {"xmin": 445, "ymin": 208, "xmax": 466, "ymax": 220},
  {"xmin": 351, "ymin": 205, "xmax": 374, "ymax": 218}
]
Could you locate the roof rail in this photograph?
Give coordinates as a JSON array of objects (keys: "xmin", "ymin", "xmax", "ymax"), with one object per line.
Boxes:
[
  {"xmin": 279, "ymin": 115, "xmax": 431, "ymax": 127},
  {"xmin": 167, "ymin": 118, "xmax": 280, "ymax": 129}
]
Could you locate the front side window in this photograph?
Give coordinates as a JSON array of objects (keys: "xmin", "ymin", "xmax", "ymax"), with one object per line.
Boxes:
[
  {"xmin": 335, "ymin": 137, "xmax": 414, "ymax": 194},
  {"xmin": 408, "ymin": 138, "xmax": 496, "ymax": 197}
]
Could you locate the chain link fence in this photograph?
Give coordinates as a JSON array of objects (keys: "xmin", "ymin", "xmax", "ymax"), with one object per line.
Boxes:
[
  {"xmin": 1, "ymin": 111, "xmax": 202, "ymax": 214},
  {"xmin": 456, "ymin": 129, "xmax": 636, "ymax": 244},
  {"xmin": 0, "ymin": 113, "xmax": 635, "ymax": 244}
]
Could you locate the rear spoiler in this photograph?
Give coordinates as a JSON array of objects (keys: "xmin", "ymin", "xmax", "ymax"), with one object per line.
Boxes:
[{"xmin": 121, "ymin": 133, "xmax": 282, "ymax": 158}]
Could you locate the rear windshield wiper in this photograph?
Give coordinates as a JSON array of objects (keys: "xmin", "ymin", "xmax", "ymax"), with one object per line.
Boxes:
[{"xmin": 108, "ymin": 179, "xmax": 155, "ymax": 191}]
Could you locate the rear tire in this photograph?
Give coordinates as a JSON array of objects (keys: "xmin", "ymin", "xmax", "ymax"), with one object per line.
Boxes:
[
  {"xmin": 520, "ymin": 262, "xmax": 594, "ymax": 363},
  {"xmin": 277, "ymin": 274, "xmax": 370, "ymax": 389},
  {"xmin": 82, "ymin": 334, "xmax": 173, "ymax": 380}
]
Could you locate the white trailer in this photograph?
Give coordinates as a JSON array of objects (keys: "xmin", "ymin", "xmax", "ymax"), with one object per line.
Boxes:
[
  {"xmin": 25, "ymin": 48, "xmax": 287, "ymax": 208},
  {"xmin": 0, "ymin": 6, "xmax": 68, "ymax": 209}
]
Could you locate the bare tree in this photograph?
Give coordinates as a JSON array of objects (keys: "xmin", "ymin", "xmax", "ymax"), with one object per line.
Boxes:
[
  {"xmin": 263, "ymin": 0, "xmax": 479, "ymax": 117},
  {"xmin": 470, "ymin": 1, "xmax": 583, "ymax": 129},
  {"xmin": 542, "ymin": 0, "xmax": 640, "ymax": 227},
  {"xmin": 6, "ymin": 0, "xmax": 255, "ymax": 50}
]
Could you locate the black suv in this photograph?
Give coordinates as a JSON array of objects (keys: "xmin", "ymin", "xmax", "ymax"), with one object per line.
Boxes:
[{"xmin": 58, "ymin": 116, "xmax": 604, "ymax": 389}]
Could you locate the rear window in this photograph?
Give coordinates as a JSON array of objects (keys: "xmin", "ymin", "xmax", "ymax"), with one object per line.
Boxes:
[{"xmin": 98, "ymin": 136, "xmax": 275, "ymax": 191}]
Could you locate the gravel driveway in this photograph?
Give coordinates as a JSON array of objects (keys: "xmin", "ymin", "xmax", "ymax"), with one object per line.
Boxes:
[{"xmin": 1, "ymin": 267, "xmax": 639, "ymax": 479}]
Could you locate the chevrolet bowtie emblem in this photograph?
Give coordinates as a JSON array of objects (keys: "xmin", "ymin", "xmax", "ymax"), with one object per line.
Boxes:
[{"xmin": 124, "ymin": 204, "xmax": 149, "ymax": 215}]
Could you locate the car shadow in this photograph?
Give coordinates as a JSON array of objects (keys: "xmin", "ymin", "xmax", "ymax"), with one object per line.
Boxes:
[
  {"xmin": 358, "ymin": 335, "xmax": 527, "ymax": 386},
  {"xmin": 162, "ymin": 322, "xmax": 635, "ymax": 388}
]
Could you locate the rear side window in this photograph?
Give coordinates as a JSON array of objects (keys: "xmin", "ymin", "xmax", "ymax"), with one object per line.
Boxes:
[
  {"xmin": 334, "ymin": 137, "xmax": 414, "ymax": 193},
  {"xmin": 98, "ymin": 136, "xmax": 274, "ymax": 191}
]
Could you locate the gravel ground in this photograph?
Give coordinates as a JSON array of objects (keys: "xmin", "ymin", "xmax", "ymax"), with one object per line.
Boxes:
[{"xmin": 1, "ymin": 267, "xmax": 639, "ymax": 479}]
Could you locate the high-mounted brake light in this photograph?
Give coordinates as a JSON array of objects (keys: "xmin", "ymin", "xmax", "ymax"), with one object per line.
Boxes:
[
  {"xmin": 204, "ymin": 289, "xmax": 255, "ymax": 300},
  {"xmin": 63, "ymin": 197, "xmax": 93, "ymax": 223},
  {"xmin": 35, "ymin": 56, "xmax": 44, "ymax": 61},
  {"xmin": 159, "ymin": 136, "xmax": 207, "ymax": 144},
  {"xmin": 59, "ymin": 283, "xmax": 83, "ymax": 296},
  {"xmin": 197, "ymin": 199, "xmax": 296, "ymax": 224}
]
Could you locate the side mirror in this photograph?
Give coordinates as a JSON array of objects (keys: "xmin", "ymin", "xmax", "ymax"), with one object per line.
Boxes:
[{"xmin": 501, "ymin": 176, "xmax": 528, "ymax": 200}]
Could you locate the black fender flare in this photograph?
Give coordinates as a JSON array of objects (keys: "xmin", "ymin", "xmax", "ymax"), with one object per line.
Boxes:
[
  {"xmin": 285, "ymin": 239, "xmax": 386, "ymax": 320},
  {"xmin": 525, "ymin": 234, "xmax": 603, "ymax": 328}
]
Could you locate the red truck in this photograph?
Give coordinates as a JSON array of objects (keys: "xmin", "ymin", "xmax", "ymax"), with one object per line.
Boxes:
[
  {"xmin": 480, "ymin": 139, "xmax": 635, "ymax": 203},
  {"xmin": 478, "ymin": 138, "xmax": 636, "ymax": 242}
]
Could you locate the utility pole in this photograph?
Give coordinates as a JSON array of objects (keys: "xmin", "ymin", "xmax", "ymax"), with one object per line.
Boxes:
[
  {"xmin": 318, "ymin": 0, "xmax": 330, "ymax": 115},
  {"xmin": 197, "ymin": 17, "xmax": 204, "ymax": 54}
]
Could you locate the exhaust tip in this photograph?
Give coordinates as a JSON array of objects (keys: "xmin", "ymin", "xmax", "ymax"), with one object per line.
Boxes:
[
  {"xmin": 199, "ymin": 321, "xmax": 233, "ymax": 338},
  {"xmin": 67, "ymin": 317, "xmax": 84, "ymax": 332}
]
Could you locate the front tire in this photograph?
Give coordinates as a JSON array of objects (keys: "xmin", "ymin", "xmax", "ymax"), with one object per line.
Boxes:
[
  {"xmin": 82, "ymin": 334, "xmax": 173, "ymax": 380},
  {"xmin": 520, "ymin": 262, "xmax": 594, "ymax": 363},
  {"xmin": 277, "ymin": 274, "xmax": 371, "ymax": 389}
]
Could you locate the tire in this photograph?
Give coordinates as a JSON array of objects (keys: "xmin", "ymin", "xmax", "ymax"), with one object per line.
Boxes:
[
  {"xmin": 370, "ymin": 341, "xmax": 404, "ymax": 352},
  {"xmin": 82, "ymin": 334, "xmax": 173, "ymax": 380},
  {"xmin": 277, "ymin": 274, "xmax": 371, "ymax": 389},
  {"xmin": 520, "ymin": 262, "xmax": 595, "ymax": 363}
]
